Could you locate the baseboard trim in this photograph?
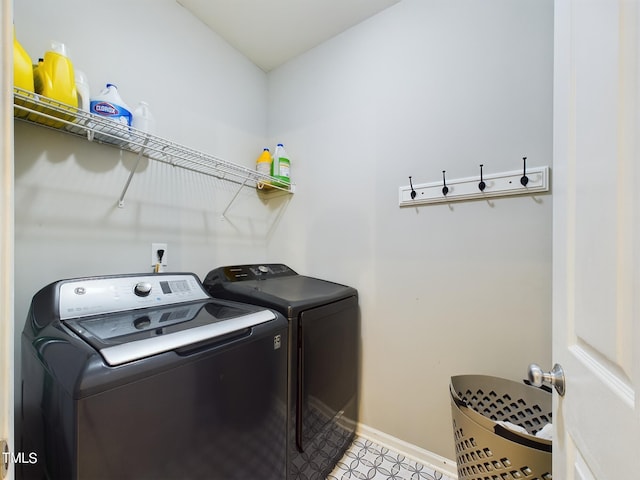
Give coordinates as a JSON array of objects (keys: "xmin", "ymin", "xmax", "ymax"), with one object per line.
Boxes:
[{"xmin": 356, "ymin": 423, "xmax": 459, "ymax": 479}]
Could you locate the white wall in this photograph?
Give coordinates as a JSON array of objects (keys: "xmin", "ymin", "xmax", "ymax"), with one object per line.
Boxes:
[{"xmin": 267, "ymin": 0, "xmax": 554, "ymax": 460}]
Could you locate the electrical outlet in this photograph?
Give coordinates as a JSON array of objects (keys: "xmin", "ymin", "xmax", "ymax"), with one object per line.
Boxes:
[{"xmin": 151, "ymin": 243, "xmax": 168, "ymax": 268}]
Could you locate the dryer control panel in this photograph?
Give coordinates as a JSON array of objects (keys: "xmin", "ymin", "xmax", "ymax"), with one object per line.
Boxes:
[
  {"xmin": 58, "ymin": 273, "xmax": 209, "ymax": 320},
  {"xmin": 219, "ymin": 264, "xmax": 297, "ymax": 282}
]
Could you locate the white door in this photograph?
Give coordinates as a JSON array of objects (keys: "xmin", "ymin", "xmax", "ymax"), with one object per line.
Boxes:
[
  {"xmin": 1, "ymin": 0, "xmax": 14, "ymax": 479},
  {"xmin": 553, "ymin": 0, "xmax": 640, "ymax": 478}
]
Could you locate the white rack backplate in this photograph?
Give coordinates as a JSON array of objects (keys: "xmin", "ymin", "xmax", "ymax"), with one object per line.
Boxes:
[{"xmin": 399, "ymin": 166, "xmax": 549, "ymax": 207}]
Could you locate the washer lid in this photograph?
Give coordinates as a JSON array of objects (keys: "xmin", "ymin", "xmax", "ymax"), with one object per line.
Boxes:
[{"xmin": 64, "ymin": 300, "xmax": 275, "ymax": 366}]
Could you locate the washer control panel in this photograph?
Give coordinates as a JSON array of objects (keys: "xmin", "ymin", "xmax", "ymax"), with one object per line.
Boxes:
[{"xmin": 59, "ymin": 274, "xmax": 209, "ymax": 320}]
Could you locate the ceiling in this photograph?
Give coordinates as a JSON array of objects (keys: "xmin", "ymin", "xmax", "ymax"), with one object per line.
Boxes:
[{"xmin": 177, "ymin": 0, "xmax": 402, "ymax": 72}]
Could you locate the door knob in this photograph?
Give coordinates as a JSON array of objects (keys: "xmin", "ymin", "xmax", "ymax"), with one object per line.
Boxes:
[{"xmin": 528, "ymin": 363, "xmax": 566, "ymax": 396}]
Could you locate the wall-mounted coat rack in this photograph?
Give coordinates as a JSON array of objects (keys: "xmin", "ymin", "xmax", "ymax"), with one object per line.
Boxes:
[{"xmin": 399, "ymin": 163, "xmax": 549, "ymax": 207}]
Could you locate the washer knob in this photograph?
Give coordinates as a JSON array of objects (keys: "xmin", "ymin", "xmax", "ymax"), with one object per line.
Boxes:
[
  {"xmin": 134, "ymin": 281, "xmax": 152, "ymax": 297},
  {"xmin": 258, "ymin": 265, "xmax": 269, "ymax": 274}
]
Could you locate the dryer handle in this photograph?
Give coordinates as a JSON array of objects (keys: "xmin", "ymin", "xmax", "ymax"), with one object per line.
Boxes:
[{"xmin": 296, "ymin": 323, "xmax": 305, "ymax": 452}]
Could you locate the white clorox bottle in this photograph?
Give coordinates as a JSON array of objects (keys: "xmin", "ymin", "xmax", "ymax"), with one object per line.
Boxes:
[{"xmin": 90, "ymin": 83, "xmax": 132, "ymax": 144}]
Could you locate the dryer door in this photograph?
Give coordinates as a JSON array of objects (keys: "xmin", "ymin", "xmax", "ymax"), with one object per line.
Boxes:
[{"xmin": 297, "ymin": 296, "xmax": 359, "ymax": 452}]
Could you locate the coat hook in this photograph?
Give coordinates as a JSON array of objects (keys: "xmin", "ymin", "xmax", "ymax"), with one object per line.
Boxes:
[
  {"xmin": 520, "ymin": 156, "xmax": 529, "ymax": 186},
  {"xmin": 442, "ymin": 170, "xmax": 449, "ymax": 196},
  {"xmin": 409, "ymin": 176, "xmax": 417, "ymax": 199},
  {"xmin": 478, "ymin": 164, "xmax": 486, "ymax": 191}
]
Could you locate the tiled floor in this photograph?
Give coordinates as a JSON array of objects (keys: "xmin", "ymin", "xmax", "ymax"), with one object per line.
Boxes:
[{"xmin": 327, "ymin": 436, "xmax": 454, "ymax": 480}]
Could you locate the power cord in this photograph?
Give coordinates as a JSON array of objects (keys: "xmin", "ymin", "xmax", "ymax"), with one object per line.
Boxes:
[{"xmin": 154, "ymin": 249, "xmax": 165, "ymax": 273}]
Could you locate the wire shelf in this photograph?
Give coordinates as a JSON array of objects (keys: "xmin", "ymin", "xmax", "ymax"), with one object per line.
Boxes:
[{"xmin": 13, "ymin": 87, "xmax": 295, "ymax": 210}]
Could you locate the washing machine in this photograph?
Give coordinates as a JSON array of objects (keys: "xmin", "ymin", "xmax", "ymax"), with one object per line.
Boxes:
[
  {"xmin": 203, "ymin": 264, "xmax": 359, "ymax": 479},
  {"xmin": 20, "ymin": 272, "xmax": 288, "ymax": 480}
]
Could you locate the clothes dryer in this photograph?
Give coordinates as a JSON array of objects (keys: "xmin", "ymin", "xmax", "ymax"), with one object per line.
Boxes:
[{"xmin": 203, "ymin": 264, "xmax": 359, "ymax": 479}]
